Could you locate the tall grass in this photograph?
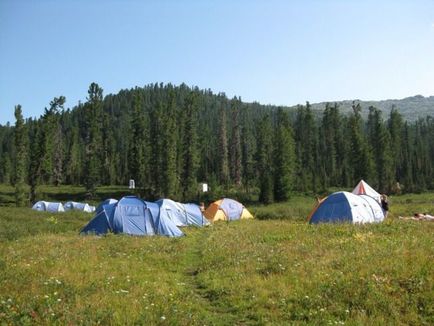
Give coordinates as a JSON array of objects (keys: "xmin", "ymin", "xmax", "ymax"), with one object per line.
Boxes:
[{"xmin": 0, "ymin": 186, "xmax": 433, "ymax": 324}]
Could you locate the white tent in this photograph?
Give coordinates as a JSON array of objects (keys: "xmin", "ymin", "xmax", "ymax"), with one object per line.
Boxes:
[
  {"xmin": 156, "ymin": 199, "xmax": 210, "ymax": 227},
  {"xmin": 64, "ymin": 201, "xmax": 95, "ymax": 213},
  {"xmin": 32, "ymin": 201, "xmax": 65, "ymax": 212},
  {"xmin": 352, "ymin": 180, "xmax": 381, "ymax": 203}
]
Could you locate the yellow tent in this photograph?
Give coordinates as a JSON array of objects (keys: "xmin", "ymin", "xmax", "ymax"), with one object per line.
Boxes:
[{"xmin": 204, "ymin": 198, "xmax": 253, "ymax": 222}]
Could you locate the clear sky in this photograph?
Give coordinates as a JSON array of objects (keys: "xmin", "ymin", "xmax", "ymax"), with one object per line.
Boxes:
[{"xmin": 1, "ymin": 0, "xmax": 433, "ymax": 124}]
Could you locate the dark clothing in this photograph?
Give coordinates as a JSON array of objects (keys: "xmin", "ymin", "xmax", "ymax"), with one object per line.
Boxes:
[{"xmin": 381, "ymin": 200, "xmax": 389, "ymax": 212}]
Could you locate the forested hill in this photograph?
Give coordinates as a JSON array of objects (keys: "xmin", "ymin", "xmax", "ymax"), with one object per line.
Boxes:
[
  {"xmin": 1, "ymin": 83, "xmax": 434, "ymax": 205},
  {"xmin": 292, "ymin": 95, "xmax": 434, "ymax": 122}
]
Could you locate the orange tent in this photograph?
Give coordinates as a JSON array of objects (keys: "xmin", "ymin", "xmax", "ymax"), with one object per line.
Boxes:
[{"xmin": 204, "ymin": 198, "xmax": 253, "ymax": 222}]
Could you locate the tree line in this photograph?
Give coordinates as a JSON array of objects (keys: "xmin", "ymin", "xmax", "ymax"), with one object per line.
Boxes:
[{"xmin": 1, "ymin": 83, "xmax": 433, "ymax": 206}]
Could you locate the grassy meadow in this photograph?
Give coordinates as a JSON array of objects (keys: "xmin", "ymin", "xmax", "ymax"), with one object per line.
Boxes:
[{"xmin": 0, "ymin": 185, "xmax": 433, "ymax": 325}]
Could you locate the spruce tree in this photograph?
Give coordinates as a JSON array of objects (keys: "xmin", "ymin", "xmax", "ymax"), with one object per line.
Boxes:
[
  {"xmin": 14, "ymin": 105, "xmax": 27, "ymax": 206},
  {"xmin": 400, "ymin": 122, "xmax": 413, "ymax": 191},
  {"xmin": 273, "ymin": 108, "xmax": 296, "ymax": 201},
  {"xmin": 320, "ymin": 104, "xmax": 338, "ymax": 188},
  {"xmin": 218, "ymin": 102, "xmax": 229, "ymax": 186},
  {"xmin": 367, "ymin": 106, "xmax": 394, "ymax": 192},
  {"xmin": 84, "ymin": 83, "xmax": 103, "ymax": 198},
  {"xmin": 161, "ymin": 90, "xmax": 178, "ymax": 198},
  {"xmin": 388, "ymin": 107, "xmax": 404, "ymax": 187},
  {"xmin": 229, "ymin": 97, "xmax": 242, "ymax": 186},
  {"xmin": 65, "ymin": 126, "xmax": 82, "ymax": 185},
  {"xmin": 28, "ymin": 121, "xmax": 44, "ymax": 204},
  {"xmin": 257, "ymin": 114, "xmax": 274, "ymax": 203},
  {"xmin": 181, "ymin": 91, "xmax": 199, "ymax": 201},
  {"xmin": 348, "ymin": 103, "xmax": 374, "ymax": 185},
  {"xmin": 129, "ymin": 90, "xmax": 147, "ymax": 192},
  {"xmin": 294, "ymin": 102, "xmax": 318, "ymax": 192},
  {"xmin": 241, "ymin": 108, "xmax": 256, "ymax": 194},
  {"xmin": 52, "ymin": 113, "xmax": 64, "ymax": 186}
]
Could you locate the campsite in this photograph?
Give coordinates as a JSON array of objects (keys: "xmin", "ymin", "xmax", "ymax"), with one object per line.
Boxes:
[
  {"xmin": 2, "ymin": 1, "xmax": 434, "ymax": 325},
  {"xmin": 0, "ymin": 184, "xmax": 433, "ymax": 324}
]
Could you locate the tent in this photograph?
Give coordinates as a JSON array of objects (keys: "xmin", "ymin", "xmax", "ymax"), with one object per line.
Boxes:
[
  {"xmin": 308, "ymin": 191, "xmax": 384, "ymax": 224},
  {"xmin": 352, "ymin": 180, "xmax": 381, "ymax": 203},
  {"xmin": 95, "ymin": 198, "xmax": 118, "ymax": 213},
  {"xmin": 156, "ymin": 199, "xmax": 210, "ymax": 227},
  {"xmin": 64, "ymin": 201, "xmax": 95, "ymax": 213},
  {"xmin": 204, "ymin": 198, "xmax": 253, "ymax": 222},
  {"xmin": 32, "ymin": 201, "xmax": 65, "ymax": 213},
  {"xmin": 80, "ymin": 196, "xmax": 184, "ymax": 237}
]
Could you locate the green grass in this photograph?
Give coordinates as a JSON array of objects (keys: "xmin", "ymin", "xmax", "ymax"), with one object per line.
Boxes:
[{"xmin": 0, "ymin": 186, "xmax": 433, "ymax": 324}]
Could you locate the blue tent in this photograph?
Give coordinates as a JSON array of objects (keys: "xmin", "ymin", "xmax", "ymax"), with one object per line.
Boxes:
[
  {"xmin": 64, "ymin": 201, "xmax": 95, "ymax": 213},
  {"xmin": 95, "ymin": 198, "xmax": 118, "ymax": 213},
  {"xmin": 309, "ymin": 191, "xmax": 384, "ymax": 224},
  {"xmin": 156, "ymin": 199, "xmax": 210, "ymax": 227},
  {"xmin": 32, "ymin": 201, "xmax": 65, "ymax": 213},
  {"xmin": 219, "ymin": 198, "xmax": 244, "ymax": 221},
  {"xmin": 81, "ymin": 196, "xmax": 184, "ymax": 237}
]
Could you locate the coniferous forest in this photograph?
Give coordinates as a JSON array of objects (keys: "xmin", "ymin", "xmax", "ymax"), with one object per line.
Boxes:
[{"xmin": 1, "ymin": 82, "xmax": 434, "ymax": 204}]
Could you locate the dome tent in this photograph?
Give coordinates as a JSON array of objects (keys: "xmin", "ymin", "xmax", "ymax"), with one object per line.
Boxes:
[
  {"xmin": 308, "ymin": 191, "xmax": 384, "ymax": 224},
  {"xmin": 81, "ymin": 196, "xmax": 183, "ymax": 237},
  {"xmin": 32, "ymin": 201, "xmax": 65, "ymax": 213},
  {"xmin": 204, "ymin": 198, "xmax": 253, "ymax": 222},
  {"xmin": 64, "ymin": 201, "xmax": 95, "ymax": 213},
  {"xmin": 156, "ymin": 199, "xmax": 210, "ymax": 227},
  {"xmin": 95, "ymin": 198, "xmax": 118, "ymax": 213},
  {"xmin": 352, "ymin": 180, "xmax": 381, "ymax": 203}
]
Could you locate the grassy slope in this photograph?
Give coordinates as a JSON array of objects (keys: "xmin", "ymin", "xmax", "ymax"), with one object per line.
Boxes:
[{"xmin": 0, "ymin": 187, "xmax": 433, "ymax": 325}]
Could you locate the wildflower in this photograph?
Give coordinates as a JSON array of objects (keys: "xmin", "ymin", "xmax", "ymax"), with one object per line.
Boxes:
[{"xmin": 161, "ymin": 316, "xmax": 166, "ymax": 320}]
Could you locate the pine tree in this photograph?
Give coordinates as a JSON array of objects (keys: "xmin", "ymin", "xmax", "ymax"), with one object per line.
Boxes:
[
  {"xmin": 294, "ymin": 102, "xmax": 319, "ymax": 192},
  {"xmin": 14, "ymin": 105, "xmax": 27, "ymax": 206},
  {"xmin": 257, "ymin": 114, "xmax": 274, "ymax": 203},
  {"xmin": 129, "ymin": 90, "xmax": 147, "ymax": 192},
  {"xmin": 241, "ymin": 108, "xmax": 256, "ymax": 194},
  {"xmin": 229, "ymin": 97, "xmax": 242, "ymax": 186},
  {"xmin": 320, "ymin": 103, "xmax": 339, "ymax": 188},
  {"xmin": 101, "ymin": 109, "xmax": 116, "ymax": 185},
  {"xmin": 52, "ymin": 112, "xmax": 64, "ymax": 186},
  {"xmin": 218, "ymin": 102, "xmax": 229, "ymax": 186},
  {"xmin": 28, "ymin": 121, "xmax": 44, "ymax": 204},
  {"xmin": 367, "ymin": 106, "xmax": 394, "ymax": 192},
  {"xmin": 388, "ymin": 107, "xmax": 404, "ymax": 191},
  {"xmin": 181, "ymin": 91, "xmax": 199, "ymax": 201},
  {"xmin": 400, "ymin": 122, "xmax": 413, "ymax": 192},
  {"xmin": 273, "ymin": 108, "xmax": 296, "ymax": 201},
  {"xmin": 161, "ymin": 90, "xmax": 178, "ymax": 198},
  {"xmin": 65, "ymin": 126, "xmax": 82, "ymax": 185},
  {"xmin": 84, "ymin": 83, "xmax": 103, "ymax": 198},
  {"xmin": 348, "ymin": 103, "xmax": 374, "ymax": 185}
]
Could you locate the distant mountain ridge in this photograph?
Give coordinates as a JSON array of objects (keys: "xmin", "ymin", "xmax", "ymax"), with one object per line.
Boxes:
[{"xmin": 288, "ymin": 95, "xmax": 434, "ymax": 121}]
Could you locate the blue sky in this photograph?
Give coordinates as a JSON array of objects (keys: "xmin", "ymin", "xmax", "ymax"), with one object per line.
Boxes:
[{"xmin": 1, "ymin": 0, "xmax": 433, "ymax": 124}]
